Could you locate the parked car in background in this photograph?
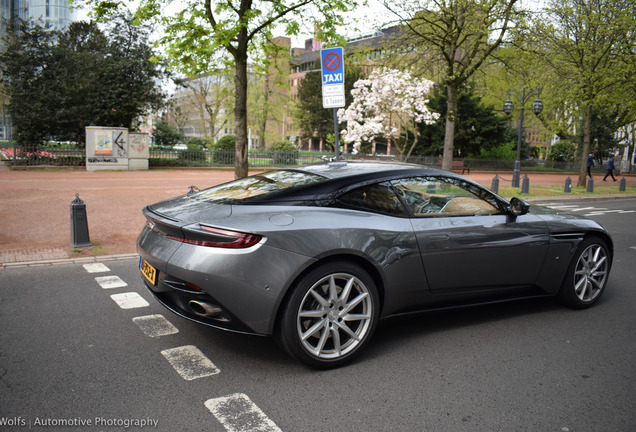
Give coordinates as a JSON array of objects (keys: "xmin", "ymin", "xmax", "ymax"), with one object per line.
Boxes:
[{"xmin": 137, "ymin": 162, "xmax": 613, "ymax": 368}]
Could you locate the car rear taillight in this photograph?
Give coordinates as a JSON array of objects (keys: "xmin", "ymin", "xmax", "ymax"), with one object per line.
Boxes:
[{"xmin": 167, "ymin": 225, "xmax": 262, "ymax": 249}]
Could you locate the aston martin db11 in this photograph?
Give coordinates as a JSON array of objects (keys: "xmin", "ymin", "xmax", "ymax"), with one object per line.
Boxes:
[{"xmin": 137, "ymin": 162, "xmax": 612, "ymax": 368}]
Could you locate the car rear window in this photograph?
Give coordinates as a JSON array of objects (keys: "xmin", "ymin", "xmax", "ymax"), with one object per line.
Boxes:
[{"xmin": 195, "ymin": 170, "xmax": 325, "ymax": 202}]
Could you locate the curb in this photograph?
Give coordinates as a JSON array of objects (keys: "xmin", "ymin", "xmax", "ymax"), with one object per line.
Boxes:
[{"xmin": 525, "ymin": 193, "xmax": 636, "ymax": 203}]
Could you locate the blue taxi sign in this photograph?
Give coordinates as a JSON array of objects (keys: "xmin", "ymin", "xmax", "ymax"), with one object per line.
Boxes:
[{"xmin": 321, "ymin": 47, "xmax": 345, "ymax": 85}]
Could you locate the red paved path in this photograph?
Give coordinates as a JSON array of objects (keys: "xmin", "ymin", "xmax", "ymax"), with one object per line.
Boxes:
[{"xmin": 1, "ymin": 165, "xmax": 634, "ymax": 264}]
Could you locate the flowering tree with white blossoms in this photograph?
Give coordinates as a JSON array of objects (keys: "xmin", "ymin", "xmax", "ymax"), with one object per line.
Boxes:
[{"xmin": 338, "ymin": 69, "xmax": 440, "ymax": 159}]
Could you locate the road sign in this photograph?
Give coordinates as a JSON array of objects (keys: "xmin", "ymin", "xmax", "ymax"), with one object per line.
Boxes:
[
  {"xmin": 321, "ymin": 48, "xmax": 344, "ymax": 84},
  {"xmin": 321, "ymin": 47, "xmax": 345, "ymax": 108},
  {"xmin": 322, "ymin": 83, "xmax": 345, "ymax": 108}
]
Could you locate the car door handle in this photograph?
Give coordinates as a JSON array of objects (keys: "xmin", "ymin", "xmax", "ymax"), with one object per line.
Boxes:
[{"xmin": 429, "ymin": 234, "xmax": 450, "ymax": 240}]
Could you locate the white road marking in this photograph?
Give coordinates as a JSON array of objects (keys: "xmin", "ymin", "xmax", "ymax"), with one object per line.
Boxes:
[
  {"xmin": 545, "ymin": 204, "xmax": 635, "ymax": 217},
  {"xmin": 83, "ymin": 263, "xmax": 110, "ymax": 273},
  {"xmin": 161, "ymin": 345, "xmax": 220, "ymax": 380},
  {"xmin": 584, "ymin": 210, "xmax": 635, "ymax": 216},
  {"xmin": 96, "ymin": 275, "xmax": 128, "ymax": 289},
  {"xmin": 205, "ymin": 393, "xmax": 282, "ymax": 432},
  {"xmin": 133, "ymin": 314, "xmax": 179, "ymax": 337},
  {"xmin": 544, "ymin": 204, "xmax": 580, "ymax": 209},
  {"xmin": 110, "ymin": 292, "xmax": 149, "ymax": 309},
  {"xmin": 567, "ymin": 206, "xmax": 606, "ymax": 212}
]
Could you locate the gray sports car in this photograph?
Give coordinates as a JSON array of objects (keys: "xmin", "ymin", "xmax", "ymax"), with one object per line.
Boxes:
[{"xmin": 137, "ymin": 161, "xmax": 612, "ymax": 368}]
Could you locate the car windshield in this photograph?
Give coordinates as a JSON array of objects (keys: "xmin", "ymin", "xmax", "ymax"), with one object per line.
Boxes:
[{"xmin": 195, "ymin": 170, "xmax": 325, "ymax": 202}]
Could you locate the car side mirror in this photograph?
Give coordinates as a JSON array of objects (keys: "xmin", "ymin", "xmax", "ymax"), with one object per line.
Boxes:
[{"xmin": 509, "ymin": 197, "xmax": 530, "ymax": 216}]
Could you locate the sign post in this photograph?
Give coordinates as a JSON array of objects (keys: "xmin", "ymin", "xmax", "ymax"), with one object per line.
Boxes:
[{"xmin": 321, "ymin": 47, "xmax": 345, "ymax": 161}]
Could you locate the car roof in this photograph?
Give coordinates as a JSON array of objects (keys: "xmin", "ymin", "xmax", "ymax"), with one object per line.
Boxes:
[
  {"xmin": 295, "ymin": 160, "xmax": 446, "ymax": 180},
  {"xmin": 244, "ymin": 161, "xmax": 463, "ymax": 204}
]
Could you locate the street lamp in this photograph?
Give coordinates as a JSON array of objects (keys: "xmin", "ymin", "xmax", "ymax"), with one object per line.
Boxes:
[{"xmin": 503, "ymin": 88, "xmax": 543, "ymax": 187}]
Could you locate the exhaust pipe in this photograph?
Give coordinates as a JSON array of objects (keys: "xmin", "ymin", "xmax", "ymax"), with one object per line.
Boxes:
[{"xmin": 188, "ymin": 300, "xmax": 222, "ymax": 317}]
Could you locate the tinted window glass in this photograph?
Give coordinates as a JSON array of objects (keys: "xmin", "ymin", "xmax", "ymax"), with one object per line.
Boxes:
[
  {"xmin": 339, "ymin": 182, "xmax": 407, "ymax": 216},
  {"xmin": 392, "ymin": 177, "xmax": 500, "ymax": 216},
  {"xmin": 196, "ymin": 170, "xmax": 324, "ymax": 202}
]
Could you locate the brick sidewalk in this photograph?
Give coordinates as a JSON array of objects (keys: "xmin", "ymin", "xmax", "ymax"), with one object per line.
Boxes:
[{"xmin": 1, "ymin": 165, "xmax": 634, "ymax": 266}]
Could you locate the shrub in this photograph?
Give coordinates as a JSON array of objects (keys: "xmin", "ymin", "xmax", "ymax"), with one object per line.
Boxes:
[
  {"xmin": 212, "ymin": 135, "xmax": 235, "ymax": 164},
  {"xmin": 187, "ymin": 137, "xmax": 205, "ymax": 149},
  {"xmin": 214, "ymin": 135, "xmax": 236, "ymax": 150},
  {"xmin": 149, "ymin": 158, "xmax": 180, "ymax": 167},
  {"xmin": 547, "ymin": 141, "xmax": 577, "ymax": 162},
  {"xmin": 477, "ymin": 142, "xmax": 516, "ymax": 160},
  {"xmin": 177, "ymin": 148, "xmax": 208, "ymax": 166},
  {"xmin": 269, "ymin": 141, "xmax": 298, "ymax": 165}
]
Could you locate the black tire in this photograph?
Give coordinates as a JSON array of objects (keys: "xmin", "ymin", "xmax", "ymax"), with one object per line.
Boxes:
[
  {"xmin": 558, "ymin": 236, "xmax": 610, "ymax": 309},
  {"xmin": 277, "ymin": 261, "xmax": 379, "ymax": 369}
]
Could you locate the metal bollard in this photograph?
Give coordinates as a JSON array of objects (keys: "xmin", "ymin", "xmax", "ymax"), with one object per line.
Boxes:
[
  {"xmin": 619, "ymin": 177, "xmax": 626, "ymax": 192},
  {"xmin": 564, "ymin": 176, "xmax": 572, "ymax": 193},
  {"xmin": 490, "ymin": 175, "xmax": 499, "ymax": 194},
  {"xmin": 70, "ymin": 193, "xmax": 91, "ymax": 248},
  {"xmin": 587, "ymin": 177, "xmax": 594, "ymax": 193},
  {"xmin": 521, "ymin": 175, "xmax": 530, "ymax": 195}
]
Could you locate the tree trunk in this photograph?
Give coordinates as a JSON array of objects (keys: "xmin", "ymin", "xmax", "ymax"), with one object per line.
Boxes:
[
  {"xmin": 234, "ymin": 50, "xmax": 249, "ymax": 179},
  {"xmin": 442, "ymin": 82, "xmax": 458, "ymax": 171},
  {"xmin": 257, "ymin": 76, "xmax": 270, "ymax": 151},
  {"xmin": 577, "ymin": 104, "xmax": 592, "ymax": 187}
]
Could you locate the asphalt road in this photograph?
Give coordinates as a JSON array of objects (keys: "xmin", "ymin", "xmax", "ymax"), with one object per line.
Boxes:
[{"xmin": 1, "ymin": 198, "xmax": 635, "ymax": 432}]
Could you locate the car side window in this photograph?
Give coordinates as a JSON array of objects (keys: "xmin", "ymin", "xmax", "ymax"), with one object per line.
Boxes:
[
  {"xmin": 392, "ymin": 177, "xmax": 501, "ymax": 217},
  {"xmin": 338, "ymin": 182, "xmax": 407, "ymax": 216}
]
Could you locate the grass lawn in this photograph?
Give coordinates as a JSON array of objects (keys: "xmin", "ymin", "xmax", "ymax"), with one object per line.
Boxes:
[{"xmin": 497, "ymin": 185, "xmax": 636, "ymax": 199}]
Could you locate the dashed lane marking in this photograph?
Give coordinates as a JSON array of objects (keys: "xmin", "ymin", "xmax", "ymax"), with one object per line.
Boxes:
[
  {"xmin": 543, "ymin": 203, "xmax": 635, "ymax": 217},
  {"xmin": 110, "ymin": 292, "xmax": 149, "ymax": 309},
  {"xmin": 96, "ymin": 275, "xmax": 128, "ymax": 289},
  {"xmin": 83, "ymin": 263, "xmax": 110, "ymax": 273},
  {"xmin": 584, "ymin": 209, "xmax": 636, "ymax": 216},
  {"xmin": 205, "ymin": 393, "xmax": 282, "ymax": 432},
  {"xmin": 87, "ymin": 262, "xmax": 279, "ymax": 432},
  {"xmin": 161, "ymin": 345, "xmax": 220, "ymax": 380},
  {"xmin": 133, "ymin": 314, "xmax": 179, "ymax": 337}
]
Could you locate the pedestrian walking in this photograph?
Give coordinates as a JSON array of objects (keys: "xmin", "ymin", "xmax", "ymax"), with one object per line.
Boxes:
[
  {"xmin": 587, "ymin": 153, "xmax": 595, "ymax": 178},
  {"xmin": 603, "ymin": 156, "xmax": 617, "ymax": 181}
]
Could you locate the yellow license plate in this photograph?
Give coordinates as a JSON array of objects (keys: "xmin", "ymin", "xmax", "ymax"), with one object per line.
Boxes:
[{"xmin": 139, "ymin": 258, "xmax": 157, "ymax": 285}]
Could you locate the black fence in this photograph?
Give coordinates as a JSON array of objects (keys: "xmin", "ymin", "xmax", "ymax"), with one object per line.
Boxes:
[
  {"xmin": 0, "ymin": 143, "xmax": 611, "ymax": 173},
  {"xmin": 149, "ymin": 148, "xmax": 314, "ymax": 168},
  {"xmin": 0, "ymin": 144, "xmax": 85, "ymax": 167}
]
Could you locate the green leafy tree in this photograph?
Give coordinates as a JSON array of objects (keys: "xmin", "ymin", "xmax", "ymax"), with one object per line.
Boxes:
[
  {"xmin": 153, "ymin": 120, "xmax": 185, "ymax": 147},
  {"xmin": 75, "ymin": 0, "xmax": 362, "ymax": 179},
  {"xmin": 0, "ymin": 20, "xmax": 59, "ymax": 146},
  {"xmin": 577, "ymin": 108, "xmax": 621, "ymax": 162},
  {"xmin": 0, "ymin": 16, "xmax": 166, "ymax": 147},
  {"xmin": 174, "ymin": 73, "xmax": 233, "ymax": 141},
  {"xmin": 382, "ymin": 0, "xmax": 524, "ymax": 170},
  {"xmin": 528, "ymin": 0, "xmax": 636, "ymax": 186},
  {"xmin": 416, "ymin": 83, "xmax": 517, "ymax": 157}
]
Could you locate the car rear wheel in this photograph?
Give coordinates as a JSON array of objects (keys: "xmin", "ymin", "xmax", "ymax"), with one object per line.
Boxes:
[
  {"xmin": 277, "ymin": 262, "xmax": 379, "ymax": 368},
  {"xmin": 558, "ymin": 237, "xmax": 610, "ymax": 309}
]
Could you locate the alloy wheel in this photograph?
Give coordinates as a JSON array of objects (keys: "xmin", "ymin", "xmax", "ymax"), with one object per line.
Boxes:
[
  {"xmin": 573, "ymin": 243, "xmax": 609, "ymax": 303},
  {"xmin": 296, "ymin": 272, "xmax": 373, "ymax": 360}
]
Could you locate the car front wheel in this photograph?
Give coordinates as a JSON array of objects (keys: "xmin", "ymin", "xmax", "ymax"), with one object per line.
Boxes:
[
  {"xmin": 277, "ymin": 262, "xmax": 379, "ymax": 368},
  {"xmin": 559, "ymin": 237, "xmax": 610, "ymax": 309}
]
